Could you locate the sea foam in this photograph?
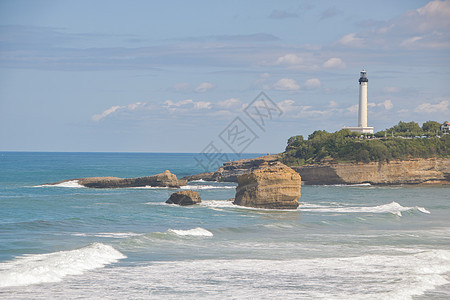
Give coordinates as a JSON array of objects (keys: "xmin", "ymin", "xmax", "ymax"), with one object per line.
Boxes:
[
  {"xmin": 38, "ymin": 180, "xmax": 84, "ymax": 188},
  {"xmin": 180, "ymin": 184, "xmax": 236, "ymax": 190},
  {"xmin": 15, "ymin": 249, "xmax": 446, "ymax": 299},
  {"xmin": 167, "ymin": 227, "xmax": 213, "ymax": 237},
  {"xmin": 0, "ymin": 243, "xmax": 126, "ymax": 287},
  {"xmin": 300, "ymin": 201, "xmax": 430, "ymax": 217}
]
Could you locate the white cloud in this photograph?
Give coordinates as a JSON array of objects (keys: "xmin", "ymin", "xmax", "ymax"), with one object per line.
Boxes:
[
  {"xmin": 337, "ymin": 33, "xmax": 364, "ymax": 47},
  {"xmin": 412, "ymin": 0, "xmax": 450, "ymax": 33},
  {"xmin": 304, "ymin": 78, "xmax": 321, "ymax": 89},
  {"xmin": 367, "ymin": 100, "xmax": 394, "ymax": 110},
  {"xmin": 216, "ymin": 98, "xmax": 242, "ymax": 109},
  {"xmin": 328, "ymin": 100, "xmax": 339, "ymax": 107},
  {"xmin": 275, "ymin": 53, "xmax": 303, "ymax": 66},
  {"xmin": 273, "ymin": 78, "xmax": 300, "ymax": 91},
  {"xmin": 400, "ymin": 36, "xmax": 424, "ymax": 47},
  {"xmin": 323, "ymin": 57, "xmax": 346, "ymax": 69},
  {"xmin": 351, "ymin": 0, "xmax": 450, "ymax": 49},
  {"xmin": 277, "ymin": 99, "xmax": 338, "ymax": 119},
  {"xmin": 414, "ymin": 100, "xmax": 449, "ymax": 113},
  {"xmin": 380, "ymin": 100, "xmax": 394, "ymax": 110},
  {"xmin": 347, "ymin": 104, "xmax": 358, "ymax": 113},
  {"xmin": 91, "ymin": 102, "xmax": 147, "ymax": 122},
  {"xmin": 195, "ymin": 82, "xmax": 216, "ymax": 93},
  {"xmin": 165, "ymin": 99, "xmax": 212, "ymax": 111},
  {"xmin": 92, "ymin": 105, "xmax": 121, "ymax": 122}
]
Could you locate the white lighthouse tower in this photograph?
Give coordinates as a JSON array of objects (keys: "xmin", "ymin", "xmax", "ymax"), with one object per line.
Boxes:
[{"xmin": 343, "ymin": 69, "xmax": 374, "ymax": 134}]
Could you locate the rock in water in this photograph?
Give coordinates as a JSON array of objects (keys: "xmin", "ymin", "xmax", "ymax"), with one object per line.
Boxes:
[
  {"xmin": 47, "ymin": 170, "xmax": 186, "ymax": 188},
  {"xmin": 166, "ymin": 190, "xmax": 202, "ymax": 206},
  {"xmin": 233, "ymin": 164, "xmax": 301, "ymax": 209}
]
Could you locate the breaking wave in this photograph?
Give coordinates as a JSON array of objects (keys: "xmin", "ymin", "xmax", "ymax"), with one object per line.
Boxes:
[
  {"xmin": 167, "ymin": 227, "xmax": 213, "ymax": 237},
  {"xmin": 36, "ymin": 180, "xmax": 84, "ymax": 188},
  {"xmin": 300, "ymin": 201, "xmax": 430, "ymax": 217},
  {"xmin": 0, "ymin": 243, "xmax": 126, "ymax": 287}
]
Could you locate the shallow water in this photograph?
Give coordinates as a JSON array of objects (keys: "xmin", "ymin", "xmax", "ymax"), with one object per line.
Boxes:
[{"xmin": 0, "ymin": 152, "xmax": 449, "ymax": 299}]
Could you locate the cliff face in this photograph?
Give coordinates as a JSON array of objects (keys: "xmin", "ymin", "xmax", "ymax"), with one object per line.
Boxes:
[
  {"xmin": 184, "ymin": 156, "xmax": 450, "ymax": 186},
  {"xmin": 292, "ymin": 158, "xmax": 450, "ymax": 185}
]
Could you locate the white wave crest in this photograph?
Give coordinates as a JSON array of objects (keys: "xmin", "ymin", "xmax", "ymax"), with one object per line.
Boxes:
[
  {"xmin": 180, "ymin": 185, "xmax": 236, "ymax": 190},
  {"xmin": 300, "ymin": 201, "xmax": 430, "ymax": 217},
  {"xmin": 200, "ymin": 200, "xmax": 237, "ymax": 208},
  {"xmin": 37, "ymin": 180, "xmax": 84, "ymax": 188},
  {"xmin": 71, "ymin": 232, "xmax": 143, "ymax": 238},
  {"xmin": 0, "ymin": 243, "xmax": 126, "ymax": 287},
  {"xmin": 167, "ymin": 227, "xmax": 213, "ymax": 237}
]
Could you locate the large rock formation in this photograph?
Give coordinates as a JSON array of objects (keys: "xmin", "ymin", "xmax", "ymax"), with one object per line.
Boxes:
[
  {"xmin": 47, "ymin": 170, "xmax": 186, "ymax": 188},
  {"xmin": 184, "ymin": 155, "xmax": 450, "ymax": 186},
  {"xmin": 182, "ymin": 155, "xmax": 280, "ymax": 182},
  {"xmin": 293, "ymin": 158, "xmax": 450, "ymax": 185},
  {"xmin": 233, "ymin": 163, "xmax": 301, "ymax": 209},
  {"xmin": 166, "ymin": 190, "xmax": 202, "ymax": 206}
]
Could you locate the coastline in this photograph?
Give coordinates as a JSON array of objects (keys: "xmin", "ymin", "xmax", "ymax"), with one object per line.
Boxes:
[{"xmin": 184, "ymin": 155, "xmax": 450, "ymax": 186}]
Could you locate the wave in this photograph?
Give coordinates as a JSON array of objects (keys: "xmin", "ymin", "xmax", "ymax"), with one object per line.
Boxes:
[
  {"xmin": 300, "ymin": 201, "xmax": 430, "ymax": 217},
  {"xmin": 167, "ymin": 227, "xmax": 213, "ymax": 237},
  {"xmin": 12, "ymin": 248, "xmax": 446, "ymax": 299},
  {"xmin": 180, "ymin": 184, "xmax": 236, "ymax": 190},
  {"xmin": 132, "ymin": 184, "xmax": 235, "ymax": 190},
  {"xmin": 36, "ymin": 180, "xmax": 84, "ymax": 188},
  {"xmin": 71, "ymin": 232, "xmax": 143, "ymax": 238},
  {"xmin": 0, "ymin": 243, "xmax": 126, "ymax": 287}
]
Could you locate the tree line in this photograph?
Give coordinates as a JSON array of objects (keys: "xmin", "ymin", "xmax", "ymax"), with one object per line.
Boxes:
[{"xmin": 282, "ymin": 121, "xmax": 450, "ymax": 166}]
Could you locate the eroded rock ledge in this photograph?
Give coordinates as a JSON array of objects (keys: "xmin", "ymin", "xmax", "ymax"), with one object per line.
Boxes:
[
  {"xmin": 185, "ymin": 156, "xmax": 450, "ymax": 186},
  {"xmin": 46, "ymin": 170, "xmax": 186, "ymax": 188},
  {"xmin": 182, "ymin": 155, "xmax": 280, "ymax": 182}
]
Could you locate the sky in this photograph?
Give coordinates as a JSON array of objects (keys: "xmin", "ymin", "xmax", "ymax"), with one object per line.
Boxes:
[{"xmin": 0, "ymin": 0, "xmax": 449, "ymax": 154}]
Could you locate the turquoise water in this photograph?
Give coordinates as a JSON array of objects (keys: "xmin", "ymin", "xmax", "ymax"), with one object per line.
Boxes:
[{"xmin": 0, "ymin": 152, "xmax": 449, "ymax": 299}]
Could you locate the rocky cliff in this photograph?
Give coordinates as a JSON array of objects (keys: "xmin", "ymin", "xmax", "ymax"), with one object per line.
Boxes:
[
  {"xmin": 233, "ymin": 163, "xmax": 301, "ymax": 209},
  {"xmin": 293, "ymin": 158, "xmax": 450, "ymax": 185},
  {"xmin": 185, "ymin": 156, "xmax": 450, "ymax": 185},
  {"xmin": 182, "ymin": 155, "xmax": 280, "ymax": 182}
]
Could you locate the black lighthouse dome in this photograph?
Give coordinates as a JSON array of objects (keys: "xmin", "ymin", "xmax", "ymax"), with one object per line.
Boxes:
[{"xmin": 359, "ymin": 69, "xmax": 368, "ymax": 83}]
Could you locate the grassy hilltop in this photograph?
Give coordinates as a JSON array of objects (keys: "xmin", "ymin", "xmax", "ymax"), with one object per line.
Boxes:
[{"xmin": 281, "ymin": 121, "xmax": 450, "ymax": 166}]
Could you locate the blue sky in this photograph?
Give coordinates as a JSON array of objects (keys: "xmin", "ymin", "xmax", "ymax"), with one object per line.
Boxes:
[{"xmin": 0, "ymin": 0, "xmax": 449, "ymax": 153}]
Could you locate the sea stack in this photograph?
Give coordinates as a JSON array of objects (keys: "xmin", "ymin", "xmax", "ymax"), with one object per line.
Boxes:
[
  {"xmin": 166, "ymin": 190, "xmax": 202, "ymax": 206},
  {"xmin": 233, "ymin": 162, "xmax": 301, "ymax": 209}
]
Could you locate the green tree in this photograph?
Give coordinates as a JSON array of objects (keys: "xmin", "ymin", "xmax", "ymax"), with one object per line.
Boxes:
[{"xmin": 422, "ymin": 121, "xmax": 441, "ymax": 134}]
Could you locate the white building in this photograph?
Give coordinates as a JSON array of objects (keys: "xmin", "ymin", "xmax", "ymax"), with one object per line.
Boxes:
[{"xmin": 343, "ymin": 69, "xmax": 374, "ymax": 134}]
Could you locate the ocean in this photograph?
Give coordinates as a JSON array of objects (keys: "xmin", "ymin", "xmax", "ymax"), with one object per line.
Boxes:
[{"xmin": 0, "ymin": 152, "xmax": 449, "ymax": 299}]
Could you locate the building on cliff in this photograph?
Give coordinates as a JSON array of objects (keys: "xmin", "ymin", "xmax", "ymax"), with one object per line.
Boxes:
[
  {"xmin": 441, "ymin": 121, "xmax": 450, "ymax": 134},
  {"xmin": 343, "ymin": 69, "xmax": 374, "ymax": 134}
]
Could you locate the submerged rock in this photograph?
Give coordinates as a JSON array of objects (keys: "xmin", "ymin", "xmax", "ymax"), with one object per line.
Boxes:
[
  {"xmin": 47, "ymin": 170, "xmax": 186, "ymax": 188},
  {"xmin": 166, "ymin": 190, "xmax": 202, "ymax": 206},
  {"xmin": 233, "ymin": 163, "xmax": 301, "ymax": 209}
]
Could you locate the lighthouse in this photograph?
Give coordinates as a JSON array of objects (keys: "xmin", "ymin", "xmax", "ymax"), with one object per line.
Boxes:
[
  {"xmin": 343, "ymin": 69, "xmax": 374, "ymax": 134},
  {"xmin": 358, "ymin": 69, "xmax": 368, "ymax": 128}
]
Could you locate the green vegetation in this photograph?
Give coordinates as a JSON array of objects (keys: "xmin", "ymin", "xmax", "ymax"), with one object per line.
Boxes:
[{"xmin": 282, "ymin": 121, "xmax": 450, "ymax": 166}]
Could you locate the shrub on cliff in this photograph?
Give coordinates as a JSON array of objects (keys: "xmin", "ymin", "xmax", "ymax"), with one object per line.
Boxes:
[{"xmin": 282, "ymin": 124, "xmax": 449, "ymax": 166}]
